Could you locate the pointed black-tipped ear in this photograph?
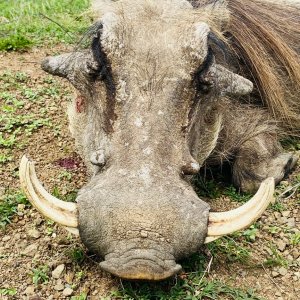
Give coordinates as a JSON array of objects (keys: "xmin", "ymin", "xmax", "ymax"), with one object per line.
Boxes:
[
  {"xmin": 41, "ymin": 53, "xmax": 74, "ymax": 78},
  {"xmin": 41, "ymin": 51, "xmax": 101, "ymax": 80}
]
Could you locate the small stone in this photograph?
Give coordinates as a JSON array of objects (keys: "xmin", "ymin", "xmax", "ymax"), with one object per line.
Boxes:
[
  {"xmin": 28, "ymin": 229, "xmax": 41, "ymax": 239},
  {"xmin": 287, "ymin": 218, "xmax": 296, "ymax": 227},
  {"xmin": 34, "ymin": 217, "xmax": 43, "ymax": 226},
  {"xmin": 272, "ymin": 271, "xmax": 279, "ymax": 277},
  {"xmin": 2, "ymin": 235, "xmax": 11, "ymax": 242},
  {"xmin": 24, "ymin": 103, "xmax": 32, "ymax": 110},
  {"xmin": 280, "ymin": 217, "xmax": 288, "ymax": 224},
  {"xmin": 52, "ymin": 264, "xmax": 65, "ymax": 279},
  {"xmin": 54, "ymin": 283, "xmax": 64, "ymax": 291},
  {"xmin": 22, "ymin": 244, "xmax": 38, "ymax": 257},
  {"xmin": 292, "ymin": 249, "xmax": 300, "ymax": 259},
  {"xmin": 278, "ymin": 267, "xmax": 288, "ymax": 276},
  {"xmin": 63, "ymin": 287, "xmax": 73, "ymax": 296},
  {"xmin": 275, "ymin": 291, "xmax": 281, "ymax": 297},
  {"xmin": 274, "ymin": 212, "xmax": 281, "ymax": 219},
  {"xmin": 276, "ymin": 240, "xmax": 286, "ymax": 252},
  {"xmin": 18, "ymin": 204, "xmax": 26, "ymax": 212},
  {"xmin": 25, "ymin": 285, "xmax": 35, "ymax": 295},
  {"xmin": 281, "ymin": 211, "xmax": 291, "ymax": 217}
]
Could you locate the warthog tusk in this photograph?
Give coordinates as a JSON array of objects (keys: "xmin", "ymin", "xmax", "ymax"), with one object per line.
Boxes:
[
  {"xmin": 19, "ymin": 155, "xmax": 79, "ymax": 234},
  {"xmin": 205, "ymin": 177, "xmax": 275, "ymax": 243}
]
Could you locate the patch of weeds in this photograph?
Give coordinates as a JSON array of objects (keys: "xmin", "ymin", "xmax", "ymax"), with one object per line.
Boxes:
[
  {"xmin": 263, "ymin": 245, "xmax": 289, "ymax": 268},
  {"xmin": 268, "ymin": 226, "xmax": 281, "ymax": 235},
  {"xmin": 0, "ymin": 288, "xmax": 17, "ymax": 296},
  {"xmin": 75, "ymin": 270, "xmax": 85, "ymax": 281},
  {"xmin": 242, "ymin": 224, "xmax": 260, "ymax": 242},
  {"xmin": 0, "ymin": 0, "xmax": 91, "ymax": 51},
  {"xmin": 68, "ymin": 247, "xmax": 85, "ymax": 264},
  {"xmin": 58, "ymin": 170, "xmax": 73, "ymax": 181},
  {"xmin": 52, "ymin": 187, "xmax": 78, "ymax": 202},
  {"xmin": 0, "ymin": 190, "xmax": 29, "ymax": 228},
  {"xmin": 270, "ymin": 200, "xmax": 286, "ymax": 212},
  {"xmin": 223, "ymin": 185, "xmax": 252, "ymax": 203},
  {"xmin": 0, "ymin": 153, "xmax": 13, "ymax": 164},
  {"xmin": 109, "ymin": 275, "xmax": 263, "ymax": 300},
  {"xmin": 31, "ymin": 265, "xmax": 50, "ymax": 285},
  {"xmin": 290, "ymin": 233, "xmax": 300, "ymax": 246},
  {"xmin": 208, "ymin": 237, "xmax": 251, "ymax": 263},
  {"xmin": 0, "ymin": 72, "xmax": 55, "ymax": 149},
  {"xmin": 192, "ymin": 176, "xmax": 222, "ymax": 199},
  {"xmin": 71, "ymin": 293, "xmax": 87, "ymax": 300},
  {"xmin": 0, "ymin": 35, "xmax": 32, "ymax": 51},
  {"xmin": 45, "ymin": 219, "xmax": 55, "ymax": 236}
]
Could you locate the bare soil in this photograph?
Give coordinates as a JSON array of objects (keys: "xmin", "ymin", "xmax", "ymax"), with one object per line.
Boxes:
[{"xmin": 0, "ymin": 48, "xmax": 299, "ymax": 300}]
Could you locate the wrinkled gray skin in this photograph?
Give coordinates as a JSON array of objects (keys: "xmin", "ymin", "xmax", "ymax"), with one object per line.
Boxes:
[{"xmin": 41, "ymin": 0, "xmax": 297, "ymax": 280}]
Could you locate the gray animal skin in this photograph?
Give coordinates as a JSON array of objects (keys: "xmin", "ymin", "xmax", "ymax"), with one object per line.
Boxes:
[{"xmin": 38, "ymin": 0, "xmax": 298, "ymax": 280}]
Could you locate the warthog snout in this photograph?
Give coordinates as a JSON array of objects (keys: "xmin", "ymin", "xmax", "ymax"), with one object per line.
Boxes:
[{"xmin": 76, "ymin": 169, "xmax": 210, "ymax": 280}]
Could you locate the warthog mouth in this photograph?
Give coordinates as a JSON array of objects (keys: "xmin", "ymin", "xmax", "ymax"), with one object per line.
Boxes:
[
  {"xmin": 19, "ymin": 155, "xmax": 275, "ymax": 280},
  {"xmin": 100, "ymin": 249, "xmax": 182, "ymax": 281}
]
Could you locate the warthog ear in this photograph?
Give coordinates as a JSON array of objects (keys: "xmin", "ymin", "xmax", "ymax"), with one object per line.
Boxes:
[
  {"xmin": 199, "ymin": 63, "xmax": 254, "ymax": 97},
  {"xmin": 41, "ymin": 51, "xmax": 100, "ymax": 85}
]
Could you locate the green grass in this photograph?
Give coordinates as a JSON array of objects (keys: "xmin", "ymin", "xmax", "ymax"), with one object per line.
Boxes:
[
  {"xmin": 0, "ymin": 71, "xmax": 71, "ymax": 156},
  {"xmin": 67, "ymin": 246, "xmax": 86, "ymax": 264},
  {"xmin": 208, "ymin": 237, "xmax": 251, "ymax": 263},
  {"xmin": 31, "ymin": 265, "xmax": 50, "ymax": 285},
  {"xmin": 108, "ymin": 279, "xmax": 263, "ymax": 300},
  {"xmin": 71, "ymin": 293, "xmax": 87, "ymax": 300},
  {"xmin": 192, "ymin": 175, "xmax": 252, "ymax": 203},
  {"xmin": 102, "ymin": 252, "xmax": 263, "ymax": 299},
  {"xmin": 0, "ymin": 190, "xmax": 29, "ymax": 228},
  {"xmin": 0, "ymin": 0, "xmax": 91, "ymax": 51},
  {"xmin": 0, "ymin": 288, "xmax": 17, "ymax": 296},
  {"xmin": 52, "ymin": 186, "xmax": 78, "ymax": 202},
  {"xmin": 263, "ymin": 245, "xmax": 289, "ymax": 268}
]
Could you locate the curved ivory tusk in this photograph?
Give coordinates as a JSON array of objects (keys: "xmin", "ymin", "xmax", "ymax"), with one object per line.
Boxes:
[
  {"xmin": 19, "ymin": 155, "xmax": 79, "ymax": 229},
  {"xmin": 205, "ymin": 177, "xmax": 275, "ymax": 242}
]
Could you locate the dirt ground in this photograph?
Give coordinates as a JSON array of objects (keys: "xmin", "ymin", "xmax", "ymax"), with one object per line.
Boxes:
[{"xmin": 0, "ymin": 48, "xmax": 299, "ymax": 300}]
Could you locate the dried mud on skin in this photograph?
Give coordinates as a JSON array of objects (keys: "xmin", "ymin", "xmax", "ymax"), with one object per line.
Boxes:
[{"xmin": 0, "ymin": 48, "xmax": 299, "ymax": 300}]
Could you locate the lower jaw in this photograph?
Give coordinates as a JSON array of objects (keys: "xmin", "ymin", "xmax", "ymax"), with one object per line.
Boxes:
[{"xmin": 99, "ymin": 259, "xmax": 182, "ymax": 281}]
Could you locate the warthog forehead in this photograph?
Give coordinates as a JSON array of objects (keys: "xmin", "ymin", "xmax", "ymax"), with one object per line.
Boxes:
[{"xmin": 98, "ymin": 0, "xmax": 211, "ymax": 70}]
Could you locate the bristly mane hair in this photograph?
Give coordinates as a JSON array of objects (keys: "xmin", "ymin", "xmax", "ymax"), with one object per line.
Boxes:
[
  {"xmin": 192, "ymin": 0, "xmax": 300, "ymax": 135},
  {"xmin": 227, "ymin": 0, "xmax": 300, "ymax": 136}
]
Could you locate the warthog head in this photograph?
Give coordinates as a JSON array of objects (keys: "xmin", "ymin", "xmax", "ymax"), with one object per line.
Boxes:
[{"xmin": 20, "ymin": 0, "xmax": 274, "ymax": 280}]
